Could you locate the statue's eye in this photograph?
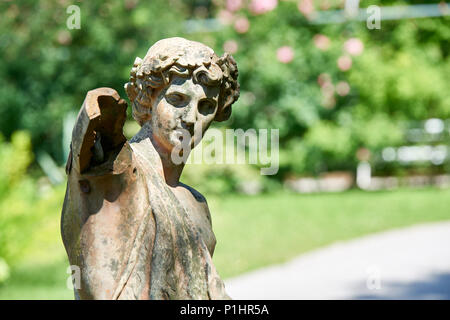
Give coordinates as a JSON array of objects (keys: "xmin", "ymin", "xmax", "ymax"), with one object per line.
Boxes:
[
  {"xmin": 166, "ymin": 93, "xmax": 185, "ymax": 106},
  {"xmin": 198, "ymin": 99, "xmax": 216, "ymax": 116}
]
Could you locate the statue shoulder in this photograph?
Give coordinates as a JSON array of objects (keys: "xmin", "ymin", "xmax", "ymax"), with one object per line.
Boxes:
[
  {"xmin": 66, "ymin": 87, "xmax": 130, "ymax": 176},
  {"xmin": 179, "ymin": 182, "xmax": 208, "ymax": 204}
]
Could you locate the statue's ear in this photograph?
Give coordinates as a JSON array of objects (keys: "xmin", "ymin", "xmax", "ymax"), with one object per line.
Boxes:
[
  {"xmin": 214, "ymin": 53, "xmax": 240, "ymax": 122},
  {"xmin": 214, "ymin": 82, "xmax": 239, "ymax": 122}
]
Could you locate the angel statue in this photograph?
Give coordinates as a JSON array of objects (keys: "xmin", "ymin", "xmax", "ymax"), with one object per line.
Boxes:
[{"xmin": 61, "ymin": 37, "xmax": 240, "ymax": 300}]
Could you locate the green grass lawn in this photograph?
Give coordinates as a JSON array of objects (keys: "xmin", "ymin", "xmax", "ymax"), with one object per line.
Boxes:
[{"xmin": 1, "ymin": 187, "xmax": 449, "ymax": 299}]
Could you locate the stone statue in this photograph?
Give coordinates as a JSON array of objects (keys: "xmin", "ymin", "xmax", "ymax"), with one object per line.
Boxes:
[{"xmin": 61, "ymin": 37, "xmax": 239, "ymax": 300}]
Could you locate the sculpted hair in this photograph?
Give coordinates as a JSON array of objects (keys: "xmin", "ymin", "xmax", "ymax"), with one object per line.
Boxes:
[{"xmin": 124, "ymin": 37, "xmax": 240, "ymax": 126}]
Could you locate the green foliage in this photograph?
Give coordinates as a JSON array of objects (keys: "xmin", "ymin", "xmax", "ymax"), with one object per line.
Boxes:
[
  {"xmin": 0, "ymin": 132, "xmax": 33, "ymax": 282},
  {"xmin": 353, "ymin": 114, "xmax": 404, "ymax": 151},
  {"xmin": 0, "ymin": 131, "xmax": 33, "ymax": 197},
  {"xmin": 180, "ymin": 129, "xmax": 272, "ymax": 194},
  {"xmin": 200, "ymin": 0, "xmax": 450, "ymax": 176},
  {"xmin": 0, "ymin": 0, "xmax": 188, "ymax": 163},
  {"xmin": 182, "ymin": 161, "xmax": 265, "ymax": 195},
  {"xmin": 0, "ymin": 258, "xmax": 9, "ymax": 285},
  {"xmin": 0, "ymin": 180, "xmax": 66, "ymax": 267},
  {"xmin": 0, "ymin": 131, "xmax": 65, "ymax": 272},
  {"xmin": 349, "ymin": 44, "xmax": 450, "ymax": 120}
]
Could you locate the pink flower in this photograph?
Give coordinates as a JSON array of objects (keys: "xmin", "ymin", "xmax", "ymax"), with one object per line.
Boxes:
[
  {"xmin": 336, "ymin": 81, "xmax": 350, "ymax": 96},
  {"xmin": 217, "ymin": 10, "xmax": 234, "ymax": 25},
  {"xmin": 321, "ymin": 94, "xmax": 336, "ymax": 109},
  {"xmin": 313, "ymin": 34, "xmax": 330, "ymax": 51},
  {"xmin": 344, "ymin": 38, "xmax": 364, "ymax": 56},
  {"xmin": 277, "ymin": 46, "xmax": 294, "ymax": 63},
  {"xmin": 125, "ymin": 0, "xmax": 138, "ymax": 10},
  {"xmin": 337, "ymin": 55, "xmax": 352, "ymax": 71},
  {"xmin": 226, "ymin": 0, "xmax": 243, "ymax": 12},
  {"xmin": 297, "ymin": 0, "xmax": 314, "ymax": 17},
  {"xmin": 321, "ymin": 80, "xmax": 334, "ymax": 95},
  {"xmin": 234, "ymin": 17, "xmax": 250, "ymax": 33},
  {"xmin": 249, "ymin": 0, "xmax": 278, "ymax": 15},
  {"xmin": 223, "ymin": 40, "xmax": 238, "ymax": 54},
  {"xmin": 356, "ymin": 148, "xmax": 371, "ymax": 161},
  {"xmin": 57, "ymin": 30, "xmax": 72, "ymax": 45},
  {"xmin": 317, "ymin": 73, "xmax": 331, "ymax": 87},
  {"xmin": 319, "ymin": 0, "xmax": 331, "ymax": 10},
  {"xmin": 318, "ymin": 72, "xmax": 335, "ymax": 108}
]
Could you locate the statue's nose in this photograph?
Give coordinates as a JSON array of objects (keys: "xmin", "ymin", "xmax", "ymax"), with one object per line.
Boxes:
[{"xmin": 182, "ymin": 103, "xmax": 197, "ymax": 126}]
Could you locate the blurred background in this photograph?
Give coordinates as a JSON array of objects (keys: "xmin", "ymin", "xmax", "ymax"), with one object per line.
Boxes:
[{"xmin": 0, "ymin": 0, "xmax": 449, "ymax": 299}]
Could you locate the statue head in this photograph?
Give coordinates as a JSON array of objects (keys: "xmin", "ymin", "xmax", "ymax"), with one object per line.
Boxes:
[{"xmin": 125, "ymin": 37, "xmax": 239, "ymax": 153}]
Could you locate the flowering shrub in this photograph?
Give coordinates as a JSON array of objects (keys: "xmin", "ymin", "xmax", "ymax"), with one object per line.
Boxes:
[{"xmin": 191, "ymin": 0, "xmax": 450, "ymax": 176}]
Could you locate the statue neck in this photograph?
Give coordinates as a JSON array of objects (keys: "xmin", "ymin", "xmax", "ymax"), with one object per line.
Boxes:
[{"xmin": 136, "ymin": 122, "xmax": 187, "ymax": 187}]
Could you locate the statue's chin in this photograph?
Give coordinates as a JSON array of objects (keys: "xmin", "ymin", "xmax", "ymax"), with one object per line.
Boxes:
[
  {"xmin": 169, "ymin": 132, "xmax": 198, "ymax": 149},
  {"xmin": 166, "ymin": 138, "xmax": 194, "ymax": 159}
]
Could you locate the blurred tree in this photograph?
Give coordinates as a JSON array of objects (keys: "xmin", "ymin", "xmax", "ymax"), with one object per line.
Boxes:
[
  {"xmin": 198, "ymin": 0, "xmax": 450, "ymax": 177},
  {"xmin": 0, "ymin": 0, "xmax": 187, "ymax": 163},
  {"xmin": 0, "ymin": 131, "xmax": 35, "ymax": 266}
]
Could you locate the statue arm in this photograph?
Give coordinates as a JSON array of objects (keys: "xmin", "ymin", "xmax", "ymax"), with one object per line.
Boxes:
[
  {"xmin": 62, "ymin": 88, "xmax": 139, "ymax": 299},
  {"xmin": 66, "ymin": 87, "xmax": 129, "ymax": 175}
]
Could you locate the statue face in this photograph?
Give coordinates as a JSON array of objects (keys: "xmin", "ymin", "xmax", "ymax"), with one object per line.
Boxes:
[{"xmin": 150, "ymin": 75, "xmax": 220, "ymax": 154}]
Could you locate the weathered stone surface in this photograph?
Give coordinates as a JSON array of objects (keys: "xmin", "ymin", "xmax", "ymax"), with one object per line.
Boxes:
[{"xmin": 61, "ymin": 37, "xmax": 240, "ymax": 300}]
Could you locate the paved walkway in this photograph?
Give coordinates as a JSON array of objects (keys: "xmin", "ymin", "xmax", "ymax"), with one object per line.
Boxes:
[{"xmin": 224, "ymin": 221, "xmax": 450, "ymax": 299}]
